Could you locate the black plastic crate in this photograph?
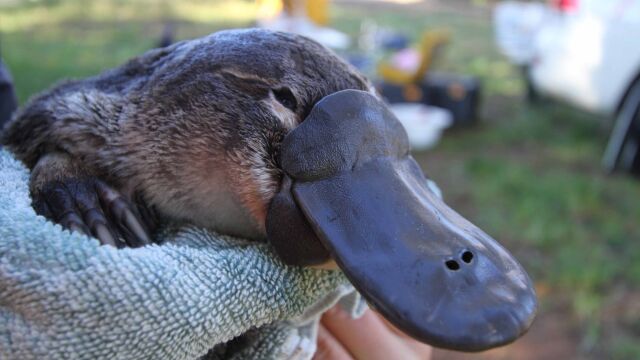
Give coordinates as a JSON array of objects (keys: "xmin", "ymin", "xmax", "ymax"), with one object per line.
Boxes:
[{"xmin": 377, "ymin": 72, "xmax": 481, "ymax": 126}]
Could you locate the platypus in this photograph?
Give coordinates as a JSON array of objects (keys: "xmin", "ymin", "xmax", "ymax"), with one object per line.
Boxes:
[{"xmin": 2, "ymin": 29, "xmax": 536, "ymax": 352}]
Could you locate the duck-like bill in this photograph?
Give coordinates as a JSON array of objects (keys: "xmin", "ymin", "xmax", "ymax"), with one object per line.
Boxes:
[{"xmin": 266, "ymin": 89, "xmax": 537, "ymax": 351}]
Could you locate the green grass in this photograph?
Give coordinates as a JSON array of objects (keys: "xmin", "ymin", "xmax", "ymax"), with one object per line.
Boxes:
[
  {"xmin": 0, "ymin": 0, "xmax": 256, "ymax": 102},
  {"xmin": 1, "ymin": 0, "xmax": 639, "ymax": 357}
]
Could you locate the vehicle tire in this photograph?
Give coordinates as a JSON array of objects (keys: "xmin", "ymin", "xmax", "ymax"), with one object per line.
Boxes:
[
  {"xmin": 521, "ymin": 65, "xmax": 540, "ymax": 103},
  {"xmin": 602, "ymin": 78, "xmax": 640, "ymax": 174}
]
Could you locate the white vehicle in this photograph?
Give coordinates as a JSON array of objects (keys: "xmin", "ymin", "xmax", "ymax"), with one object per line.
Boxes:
[{"xmin": 495, "ymin": 0, "xmax": 640, "ymax": 173}]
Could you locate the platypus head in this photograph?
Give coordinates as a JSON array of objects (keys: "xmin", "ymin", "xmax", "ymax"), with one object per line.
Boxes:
[{"xmin": 134, "ymin": 29, "xmax": 536, "ymax": 352}]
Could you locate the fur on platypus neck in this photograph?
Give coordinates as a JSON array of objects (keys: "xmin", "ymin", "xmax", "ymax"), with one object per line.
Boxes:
[
  {"xmin": 3, "ymin": 29, "xmax": 372, "ymax": 241},
  {"xmin": 2, "ymin": 29, "xmax": 536, "ymax": 352}
]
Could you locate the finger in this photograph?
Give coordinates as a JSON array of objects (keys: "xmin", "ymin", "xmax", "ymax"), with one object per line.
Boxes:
[
  {"xmin": 377, "ymin": 312, "xmax": 434, "ymax": 357},
  {"xmin": 313, "ymin": 324, "xmax": 353, "ymax": 360},
  {"xmin": 122, "ymin": 207, "xmax": 151, "ymax": 246},
  {"xmin": 60, "ymin": 211, "xmax": 92, "ymax": 237},
  {"xmin": 67, "ymin": 180, "xmax": 123, "ymax": 248},
  {"xmin": 320, "ymin": 307, "xmax": 422, "ymax": 360},
  {"xmin": 84, "ymin": 208, "xmax": 122, "ymax": 247},
  {"xmin": 377, "ymin": 313, "xmax": 427, "ymax": 342},
  {"xmin": 135, "ymin": 191, "xmax": 159, "ymax": 234},
  {"xmin": 32, "ymin": 193, "xmax": 54, "ymax": 220},
  {"xmin": 39, "ymin": 182, "xmax": 92, "ymax": 236},
  {"xmin": 95, "ymin": 180, "xmax": 151, "ymax": 247},
  {"xmin": 109, "ymin": 196, "xmax": 151, "ymax": 247},
  {"xmin": 41, "ymin": 182, "xmax": 79, "ymax": 223}
]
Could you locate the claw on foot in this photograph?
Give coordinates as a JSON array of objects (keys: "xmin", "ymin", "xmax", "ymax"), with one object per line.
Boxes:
[{"xmin": 33, "ymin": 177, "xmax": 156, "ymax": 248}]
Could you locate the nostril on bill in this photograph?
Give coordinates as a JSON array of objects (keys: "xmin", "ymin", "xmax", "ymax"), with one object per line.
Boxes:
[
  {"xmin": 461, "ymin": 250, "xmax": 474, "ymax": 264},
  {"xmin": 445, "ymin": 259, "xmax": 460, "ymax": 271},
  {"xmin": 445, "ymin": 251, "xmax": 474, "ymax": 271}
]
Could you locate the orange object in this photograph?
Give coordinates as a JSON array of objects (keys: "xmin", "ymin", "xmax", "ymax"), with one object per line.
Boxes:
[
  {"xmin": 306, "ymin": 0, "xmax": 329, "ymax": 25},
  {"xmin": 378, "ymin": 29, "xmax": 450, "ymax": 85},
  {"xmin": 257, "ymin": 0, "xmax": 328, "ymax": 22}
]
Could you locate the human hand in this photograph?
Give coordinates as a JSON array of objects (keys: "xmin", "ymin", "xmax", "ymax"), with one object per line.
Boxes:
[{"xmin": 314, "ymin": 305, "xmax": 432, "ymax": 360}]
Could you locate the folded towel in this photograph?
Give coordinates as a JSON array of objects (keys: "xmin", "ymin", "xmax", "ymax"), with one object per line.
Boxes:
[{"xmin": 0, "ymin": 148, "xmax": 361, "ymax": 360}]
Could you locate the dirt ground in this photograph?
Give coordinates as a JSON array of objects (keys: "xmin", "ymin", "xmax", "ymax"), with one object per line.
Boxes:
[{"xmin": 433, "ymin": 309, "xmax": 580, "ymax": 359}]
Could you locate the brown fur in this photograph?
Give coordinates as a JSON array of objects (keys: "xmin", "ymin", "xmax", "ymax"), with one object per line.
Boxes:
[{"xmin": 2, "ymin": 29, "xmax": 372, "ymax": 239}]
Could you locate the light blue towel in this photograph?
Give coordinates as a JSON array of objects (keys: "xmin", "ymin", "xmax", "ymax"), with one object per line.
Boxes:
[{"xmin": 0, "ymin": 148, "xmax": 361, "ymax": 360}]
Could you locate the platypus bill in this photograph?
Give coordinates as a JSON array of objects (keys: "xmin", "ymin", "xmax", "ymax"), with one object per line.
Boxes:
[{"xmin": 2, "ymin": 29, "xmax": 536, "ymax": 352}]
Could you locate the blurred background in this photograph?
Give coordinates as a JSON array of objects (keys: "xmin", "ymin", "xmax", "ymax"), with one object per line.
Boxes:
[{"xmin": 0, "ymin": 0, "xmax": 639, "ymax": 358}]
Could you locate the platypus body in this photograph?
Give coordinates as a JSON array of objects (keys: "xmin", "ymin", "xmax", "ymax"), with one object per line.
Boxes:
[{"xmin": 2, "ymin": 29, "xmax": 536, "ymax": 351}]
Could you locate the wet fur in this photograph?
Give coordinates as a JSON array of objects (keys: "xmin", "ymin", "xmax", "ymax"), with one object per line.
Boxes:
[{"xmin": 2, "ymin": 29, "xmax": 371, "ymax": 239}]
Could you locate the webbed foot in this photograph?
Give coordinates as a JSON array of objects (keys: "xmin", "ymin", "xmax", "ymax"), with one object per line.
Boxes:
[
  {"xmin": 34, "ymin": 177, "xmax": 155, "ymax": 247},
  {"xmin": 30, "ymin": 152, "xmax": 156, "ymax": 248}
]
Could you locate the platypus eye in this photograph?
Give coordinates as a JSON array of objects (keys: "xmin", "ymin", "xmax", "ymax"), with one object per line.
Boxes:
[{"xmin": 272, "ymin": 87, "xmax": 298, "ymax": 112}]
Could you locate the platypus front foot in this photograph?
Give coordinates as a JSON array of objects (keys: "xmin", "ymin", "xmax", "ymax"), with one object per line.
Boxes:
[{"xmin": 30, "ymin": 152, "xmax": 156, "ymax": 248}]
